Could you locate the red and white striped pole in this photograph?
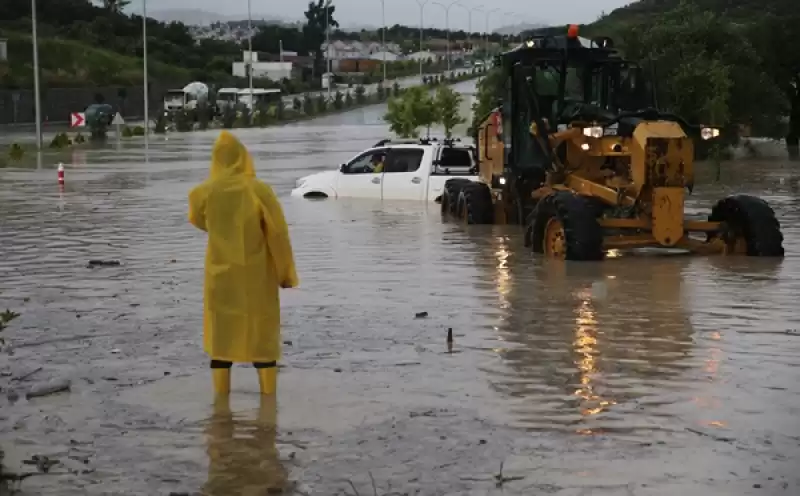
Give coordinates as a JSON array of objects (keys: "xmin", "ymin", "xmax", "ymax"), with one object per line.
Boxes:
[{"xmin": 57, "ymin": 163, "xmax": 64, "ymax": 185}]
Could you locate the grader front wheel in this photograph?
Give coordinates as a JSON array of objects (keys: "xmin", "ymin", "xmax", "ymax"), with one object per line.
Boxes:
[
  {"xmin": 543, "ymin": 218, "xmax": 567, "ymax": 258},
  {"xmin": 530, "ymin": 191, "xmax": 604, "ymax": 261},
  {"xmin": 708, "ymin": 195, "xmax": 784, "ymax": 257}
]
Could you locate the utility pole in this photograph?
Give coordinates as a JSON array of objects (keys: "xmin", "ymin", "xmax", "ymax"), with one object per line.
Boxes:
[{"xmin": 31, "ymin": 0, "xmax": 42, "ymax": 150}]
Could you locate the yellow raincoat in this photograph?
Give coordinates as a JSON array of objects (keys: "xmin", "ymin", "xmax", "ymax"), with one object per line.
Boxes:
[{"xmin": 189, "ymin": 131, "xmax": 298, "ymax": 363}]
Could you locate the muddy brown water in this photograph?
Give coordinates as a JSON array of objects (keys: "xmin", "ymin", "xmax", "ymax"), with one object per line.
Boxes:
[{"xmin": 1, "ymin": 85, "xmax": 799, "ymax": 495}]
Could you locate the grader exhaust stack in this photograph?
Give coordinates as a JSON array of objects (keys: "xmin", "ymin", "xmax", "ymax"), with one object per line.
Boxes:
[{"xmin": 441, "ymin": 25, "xmax": 784, "ymax": 260}]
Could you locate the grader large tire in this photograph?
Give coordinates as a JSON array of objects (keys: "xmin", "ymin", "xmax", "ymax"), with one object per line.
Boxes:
[
  {"xmin": 441, "ymin": 178, "xmax": 473, "ymax": 217},
  {"xmin": 529, "ymin": 191, "xmax": 604, "ymax": 261},
  {"xmin": 456, "ymin": 182, "xmax": 494, "ymax": 224},
  {"xmin": 708, "ymin": 194, "xmax": 784, "ymax": 256}
]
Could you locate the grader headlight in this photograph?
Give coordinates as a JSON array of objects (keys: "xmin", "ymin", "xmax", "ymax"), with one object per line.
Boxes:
[
  {"xmin": 583, "ymin": 126, "xmax": 603, "ymax": 139},
  {"xmin": 701, "ymin": 127, "xmax": 721, "ymax": 140}
]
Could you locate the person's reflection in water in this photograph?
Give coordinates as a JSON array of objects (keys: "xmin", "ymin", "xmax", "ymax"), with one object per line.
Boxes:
[{"xmin": 202, "ymin": 395, "xmax": 288, "ymax": 495}]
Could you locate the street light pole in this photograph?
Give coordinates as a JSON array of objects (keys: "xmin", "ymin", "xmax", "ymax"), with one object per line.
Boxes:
[
  {"xmin": 380, "ymin": 0, "xmax": 387, "ymax": 84},
  {"xmin": 142, "ymin": 0, "xmax": 149, "ymax": 146},
  {"xmin": 415, "ymin": 0, "xmax": 430, "ymax": 81},
  {"xmin": 432, "ymin": 0, "xmax": 463, "ymax": 73},
  {"xmin": 456, "ymin": 4, "xmax": 482, "ymax": 59},
  {"xmin": 31, "ymin": 0, "xmax": 42, "ymax": 150},
  {"xmin": 325, "ymin": 0, "xmax": 331, "ymax": 100},
  {"xmin": 247, "ymin": 0, "xmax": 254, "ymax": 114},
  {"xmin": 484, "ymin": 7, "xmax": 500, "ymax": 61},
  {"xmin": 504, "ymin": 12, "xmax": 516, "ymax": 49}
]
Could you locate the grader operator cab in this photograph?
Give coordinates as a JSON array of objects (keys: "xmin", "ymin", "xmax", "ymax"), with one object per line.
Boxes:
[{"xmin": 441, "ymin": 26, "xmax": 784, "ymax": 260}]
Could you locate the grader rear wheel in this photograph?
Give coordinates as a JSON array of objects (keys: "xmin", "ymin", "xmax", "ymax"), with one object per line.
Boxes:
[
  {"xmin": 456, "ymin": 182, "xmax": 494, "ymax": 225},
  {"xmin": 708, "ymin": 194, "xmax": 784, "ymax": 257},
  {"xmin": 441, "ymin": 178, "xmax": 473, "ymax": 217},
  {"xmin": 529, "ymin": 191, "xmax": 604, "ymax": 261}
]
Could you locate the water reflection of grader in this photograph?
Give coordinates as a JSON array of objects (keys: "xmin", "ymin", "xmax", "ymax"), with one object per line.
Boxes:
[{"xmin": 441, "ymin": 26, "xmax": 785, "ymax": 260}]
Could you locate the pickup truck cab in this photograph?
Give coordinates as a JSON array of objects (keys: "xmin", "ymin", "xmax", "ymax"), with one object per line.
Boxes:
[{"xmin": 291, "ymin": 139, "xmax": 479, "ymax": 202}]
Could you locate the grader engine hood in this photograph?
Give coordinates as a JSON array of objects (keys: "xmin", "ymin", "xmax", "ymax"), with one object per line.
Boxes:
[{"xmin": 629, "ymin": 120, "xmax": 694, "ymax": 192}]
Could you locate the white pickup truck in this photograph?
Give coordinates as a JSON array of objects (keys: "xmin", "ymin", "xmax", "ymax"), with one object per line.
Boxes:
[{"xmin": 290, "ymin": 139, "xmax": 479, "ymax": 202}]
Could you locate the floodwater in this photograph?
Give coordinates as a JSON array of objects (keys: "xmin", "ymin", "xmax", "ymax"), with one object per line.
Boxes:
[{"xmin": 1, "ymin": 80, "xmax": 799, "ymax": 495}]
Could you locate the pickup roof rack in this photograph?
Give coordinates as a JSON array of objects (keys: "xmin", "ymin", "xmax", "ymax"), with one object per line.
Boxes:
[{"xmin": 373, "ymin": 137, "xmax": 467, "ymax": 148}]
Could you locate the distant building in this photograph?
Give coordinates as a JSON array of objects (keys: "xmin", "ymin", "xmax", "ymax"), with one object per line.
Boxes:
[
  {"xmin": 321, "ymin": 40, "xmax": 402, "ymax": 63},
  {"xmin": 368, "ymin": 51, "xmax": 400, "ymax": 62},
  {"xmin": 233, "ymin": 51, "xmax": 293, "ymax": 81},
  {"xmin": 406, "ymin": 50, "xmax": 440, "ymax": 63}
]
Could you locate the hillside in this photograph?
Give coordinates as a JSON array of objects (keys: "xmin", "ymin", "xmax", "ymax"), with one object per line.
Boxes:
[
  {"xmin": 596, "ymin": 0, "xmax": 796, "ymax": 26},
  {"xmin": 0, "ymin": 29, "xmax": 190, "ymax": 88}
]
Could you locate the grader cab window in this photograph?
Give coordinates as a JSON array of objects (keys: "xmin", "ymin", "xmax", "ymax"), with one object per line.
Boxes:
[{"xmin": 527, "ymin": 59, "xmax": 654, "ymax": 126}]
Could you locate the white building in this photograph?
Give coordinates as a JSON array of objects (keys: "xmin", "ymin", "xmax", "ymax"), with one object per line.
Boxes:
[
  {"xmin": 406, "ymin": 50, "xmax": 440, "ymax": 63},
  {"xmin": 322, "ymin": 40, "xmax": 402, "ymax": 61},
  {"xmin": 368, "ymin": 51, "xmax": 400, "ymax": 62},
  {"xmin": 232, "ymin": 50, "xmax": 293, "ymax": 81}
]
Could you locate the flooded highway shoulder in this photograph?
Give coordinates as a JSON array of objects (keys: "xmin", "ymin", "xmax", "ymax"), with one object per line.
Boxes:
[{"xmin": 1, "ymin": 93, "xmax": 799, "ymax": 494}]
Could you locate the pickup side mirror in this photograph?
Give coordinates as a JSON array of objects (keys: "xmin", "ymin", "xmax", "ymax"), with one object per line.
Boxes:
[{"xmin": 339, "ymin": 164, "xmax": 346, "ymax": 173}]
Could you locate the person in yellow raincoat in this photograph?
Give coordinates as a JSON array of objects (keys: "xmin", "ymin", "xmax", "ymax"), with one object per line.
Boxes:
[{"xmin": 188, "ymin": 130, "xmax": 299, "ymax": 396}]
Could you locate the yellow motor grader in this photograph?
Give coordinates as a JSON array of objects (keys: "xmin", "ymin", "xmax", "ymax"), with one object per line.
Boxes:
[{"xmin": 441, "ymin": 26, "xmax": 784, "ymax": 260}]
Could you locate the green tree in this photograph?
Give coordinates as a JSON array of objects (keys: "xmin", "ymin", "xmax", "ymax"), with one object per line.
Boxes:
[
  {"xmin": 354, "ymin": 85, "xmax": 366, "ymax": 104},
  {"xmin": 383, "ymin": 86, "xmax": 436, "ymax": 139},
  {"xmin": 612, "ymin": 1, "xmax": 784, "ymax": 142},
  {"xmin": 303, "ymin": 0, "xmax": 339, "ymax": 72},
  {"xmin": 747, "ymin": 14, "xmax": 800, "ymax": 155},
  {"xmin": 102, "ymin": 0, "xmax": 130, "ymax": 13},
  {"xmin": 435, "ymin": 86, "xmax": 465, "ymax": 139},
  {"xmin": 469, "ymin": 67, "xmax": 504, "ymax": 134}
]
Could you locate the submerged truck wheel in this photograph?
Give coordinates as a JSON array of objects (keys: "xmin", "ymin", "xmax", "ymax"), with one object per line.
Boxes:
[
  {"xmin": 529, "ymin": 191, "xmax": 604, "ymax": 261},
  {"xmin": 441, "ymin": 178, "xmax": 474, "ymax": 218},
  {"xmin": 708, "ymin": 195, "xmax": 784, "ymax": 256},
  {"xmin": 456, "ymin": 182, "xmax": 494, "ymax": 225}
]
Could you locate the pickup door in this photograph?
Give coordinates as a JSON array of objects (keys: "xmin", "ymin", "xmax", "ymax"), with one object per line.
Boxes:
[
  {"xmin": 336, "ymin": 147, "xmax": 390, "ymax": 199},
  {"xmin": 380, "ymin": 147, "xmax": 430, "ymax": 201}
]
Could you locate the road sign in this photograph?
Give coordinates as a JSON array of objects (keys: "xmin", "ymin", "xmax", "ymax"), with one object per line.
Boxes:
[
  {"xmin": 70, "ymin": 112, "xmax": 85, "ymax": 128},
  {"xmin": 111, "ymin": 112, "xmax": 124, "ymax": 125}
]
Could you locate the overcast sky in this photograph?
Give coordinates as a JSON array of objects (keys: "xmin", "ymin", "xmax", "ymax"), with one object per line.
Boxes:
[{"xmin": 131, "ymin": 0, "xmax": 635, "ymax": 29}]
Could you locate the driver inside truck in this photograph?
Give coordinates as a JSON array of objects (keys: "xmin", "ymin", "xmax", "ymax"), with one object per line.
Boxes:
[{"xmin": 371, "ymin": 152, "xmax": 386, "ymax": 173}]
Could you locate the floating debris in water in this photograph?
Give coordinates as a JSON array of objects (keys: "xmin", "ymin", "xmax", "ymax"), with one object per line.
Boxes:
[
  {"xmin": 87, "ymin": 260, "xmax": 121, "ymax": 267},
  {"xmin": 25, "ymin": 380, "xmax": 71, "ymax": 399},
  {"xmin": 414, "ymin": 311, "xmax": 429, "ymax": 319}
]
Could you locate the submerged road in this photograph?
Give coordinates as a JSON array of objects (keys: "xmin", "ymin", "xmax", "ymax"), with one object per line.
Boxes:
[{"xmin": 0, "ymin": 80, "xmax": 799, "ymax": 495}]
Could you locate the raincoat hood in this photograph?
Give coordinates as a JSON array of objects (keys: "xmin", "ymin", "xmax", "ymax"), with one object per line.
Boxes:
[{"xmin": 210, "ymin": 131, "xmax": 256, "ymax": 179}]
